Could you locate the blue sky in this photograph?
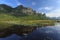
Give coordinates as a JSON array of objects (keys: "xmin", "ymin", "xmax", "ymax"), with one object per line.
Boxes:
[{"xmin": 0, "ymin": 0, "xmax": 60, "ymax": 17}]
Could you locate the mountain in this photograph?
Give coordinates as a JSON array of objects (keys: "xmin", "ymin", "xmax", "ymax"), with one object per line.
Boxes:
[
  {"xmin": 0, "ymin": 4, "xmax": 13, "ymax": 13},
  {"xmin": 50, "ymin": 17, "xmax": 60, "ymax": 20},
  {"xmin": 13, "ymin": 5, "xmax": 36, "ymax": 16},
  {"xmin": 0, "ymin": 4, "xmax": 36, "ymax": 15},
  {"xmin": 0, "ymin": 4, "xmax": 48, "ymax": 20}
]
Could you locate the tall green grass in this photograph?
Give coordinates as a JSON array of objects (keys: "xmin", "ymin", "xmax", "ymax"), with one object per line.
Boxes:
[{"xmin": 0, "ymin": 13, "xmax": 55, "ymax": 29}]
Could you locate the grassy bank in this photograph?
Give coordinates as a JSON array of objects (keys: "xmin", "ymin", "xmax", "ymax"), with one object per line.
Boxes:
[
  {"xmin": 0, "ymin": 19, "xmax": 55, "ymax": 37},
  {"xmin": 0, "ymin": 13, "xmax": 55, "ymax": 29},
  {"xmin": 0, "ymin": 20, "xmax": 55, "ymax": 29}
]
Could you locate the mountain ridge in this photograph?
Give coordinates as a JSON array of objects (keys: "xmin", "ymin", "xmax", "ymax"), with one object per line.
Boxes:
[{"xmin": 0, "ymin": 4, "xmax": 48, "ymax": 20}]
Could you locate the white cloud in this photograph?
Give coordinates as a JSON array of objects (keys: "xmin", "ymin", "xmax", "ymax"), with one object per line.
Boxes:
[
  {"xmin": 37, "ymin": 6, "xmax": 60, "ymax": 17},
  {"xmin": 44, "ymin": 7, "xmax": 53, "ymax": 10},
  {"xmin": 15, "ymin": 0, "xmax": 22, "ymax": 5},
  {"xmin": 32, "ymin": 2, "xmax": 36, "ymax": 6},
  {"xmin": 37, "ymin": 7, "xmax": 53, "ymax": 13},
  {"xmin": 17, "ymin": 3, "xmax": 22, "ymax": 5},
  {"xmin": 38, "ymin": 7, "xmax": 53, "ymax": 10},
  {"xmin": 46, "ymin": 9, "xmax": 60, "ymax": 17}
]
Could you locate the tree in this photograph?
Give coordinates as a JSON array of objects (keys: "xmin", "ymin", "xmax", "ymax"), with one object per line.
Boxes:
[{"xmin": 42, "ymin": 13, "xmax": 46, "ymax": 17}]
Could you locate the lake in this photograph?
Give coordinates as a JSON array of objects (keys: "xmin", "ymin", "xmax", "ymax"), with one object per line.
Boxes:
[{"xmin": 0, "ymin": 23, "xmax": 60, "ymax": 40}]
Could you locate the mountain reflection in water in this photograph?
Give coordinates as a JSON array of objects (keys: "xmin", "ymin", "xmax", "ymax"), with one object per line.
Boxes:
[{"xmin": 0, "ymin": 23, "xmax": 60, "ymax": 40}]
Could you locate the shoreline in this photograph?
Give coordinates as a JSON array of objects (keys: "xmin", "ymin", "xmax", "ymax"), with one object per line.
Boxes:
[{"xmin": 0, "ymin": 23, "xmax": 55, "ymax": 38}]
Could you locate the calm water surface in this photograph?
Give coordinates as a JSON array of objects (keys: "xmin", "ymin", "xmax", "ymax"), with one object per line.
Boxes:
[{"xmin": 0, "ymin": 23, "xmax": 60, "ymax": 40}]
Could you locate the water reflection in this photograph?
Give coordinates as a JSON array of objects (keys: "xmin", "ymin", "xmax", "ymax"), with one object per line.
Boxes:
[
  {"xmin": 0, "ymin": 34, "xmax": 22, "ymax": 40},
  {"xmin": 0, "ymin": 23, "xmax": 60, "ymax": 40},
  {"xmin": 25, "ymin": 27, "xmax": 60, "ymax": 40}
]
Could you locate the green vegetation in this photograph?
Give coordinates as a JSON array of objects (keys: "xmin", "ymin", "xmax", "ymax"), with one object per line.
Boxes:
[
  {"xmin": 0, "ymin": 4, "xmax": 55, "ymax": 29},
  {"xmin": 0, "ymin": 4, "xmax": 56, "ymax": 37},
  {"xmin": 0, "ymin": 13, "xmax": 55, "ymax": 29}
]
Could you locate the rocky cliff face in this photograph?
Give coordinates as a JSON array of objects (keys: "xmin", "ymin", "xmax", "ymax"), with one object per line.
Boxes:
[
  {"xmin": 22, "ymin": 8, "xmax": 34, "ymax": 15},
  {"xmin": 14, "ymin": 5, "xmax": 36, "ymax": 16},
  {"xmin": 0, "ymin": 4, "xmax": 36, "ymax": 15}
]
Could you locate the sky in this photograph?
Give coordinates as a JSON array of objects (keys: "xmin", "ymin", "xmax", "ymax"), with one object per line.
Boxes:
[{"xmin": 0, "ymin": 0, "xmax": 60, "ymax": 17}]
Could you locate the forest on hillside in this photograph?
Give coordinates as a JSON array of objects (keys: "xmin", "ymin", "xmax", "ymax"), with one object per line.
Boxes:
[{"xmin": 0, "ymin": 4, "xmax": 48, "ymax": 20}]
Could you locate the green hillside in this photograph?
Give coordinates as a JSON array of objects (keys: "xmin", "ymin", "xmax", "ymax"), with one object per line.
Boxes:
[
  {"xmin": 0, "ymin": 13, "xmax": 55, "ymax": 29},
  {"xmin": 0, "ymin": 4, "xmax": 55, "ymax": 29}
]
